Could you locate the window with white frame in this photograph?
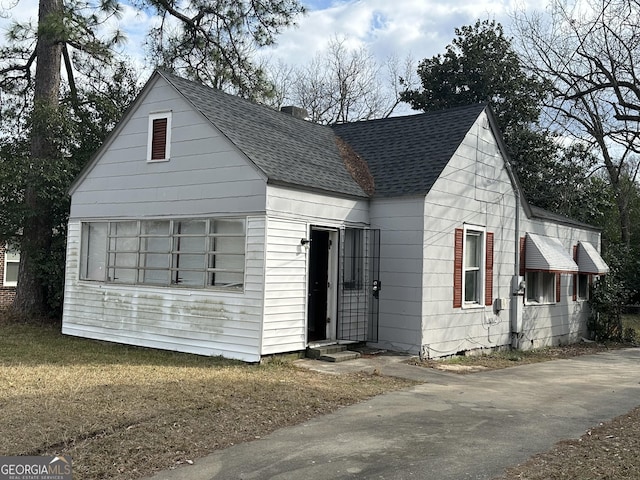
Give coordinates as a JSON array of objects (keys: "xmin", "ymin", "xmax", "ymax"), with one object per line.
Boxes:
[
  {"xmin": 526, "ymin": 271, "xmax": 556, "ymax": 304},
  {"xmin": 147, "ymin": 111, "xmax": 172, "ymax": 162},
  {"xmin": 3, "ymin": 244, "xmax": 19, "ymax": 287},
  {"xmin": 463, "ymin": 227, "xmax": 485, "ymax": 305},
  {"xmin": 343, "ymin": 228, "xmax": 363, "ymax": 290},
  {"xmin": 79, "ymin": 218, "xmax": 246, "ymax": 290}
]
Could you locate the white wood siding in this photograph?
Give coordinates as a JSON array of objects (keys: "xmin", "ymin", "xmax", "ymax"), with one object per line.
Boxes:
[
  {"xmin": 369, "ymin": 197, "xmax": 424, "ymax": 353},
  {"xmin": 261, "ymin": 186, "xmax": 370, "ymax": 354},
  {"xmin": 417, "ymin": 113, "xmax": 598, "ymax": 358},
  {"xmin": 62, "ymin": 217, "xmax": 266, "ymax": 362},
  {"xmin": 70, "ymin": 76, "xmax": 267, "ymax": 220},
  {"xmin": 261, "ymin": 218, "xmax": 308, "ymax": 354},
  {"xmin": 518, "ymin": 216, "xmax": 597, "ymax": 349},
  {"xmin": 266, "ymin": 185, "xmax": 369, "ymax": 225},
  {"xmin": 420, "ymin": 114, "xmax": 518, "ymax": 357}
]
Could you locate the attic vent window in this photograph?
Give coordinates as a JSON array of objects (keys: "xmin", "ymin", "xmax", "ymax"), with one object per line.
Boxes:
[{"xmin": 147, "ymin": 111, "xmax": 172, "ymax": 162}]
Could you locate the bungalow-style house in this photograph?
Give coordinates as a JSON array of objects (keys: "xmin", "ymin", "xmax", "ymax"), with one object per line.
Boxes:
[
  {"xmin": 0, "ymin": 243, "xmax": 19, "ymax": 307},
  {"xmin": 61, "ymin": 71, "xmax": 609, "ymax": 362}
]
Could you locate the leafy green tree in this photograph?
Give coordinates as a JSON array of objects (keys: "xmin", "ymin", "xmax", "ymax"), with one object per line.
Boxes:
[
  {"xmin": 144, "ymin": 0, "xmax": 305, "ymax": 99},
  {"xmin": 401, "ymin": 20, "xmax": 563, "ymax": 206},
  {"xmin": 401, "ymin": 20, "xmax": 548, "ymax": 134},
  {"xmin": 0, "ymin": 0, "xmax": 304, "ymax": 317},
  {"xmin": 0, "ymin": 62, "xmax": 141, "ymax": 316}
]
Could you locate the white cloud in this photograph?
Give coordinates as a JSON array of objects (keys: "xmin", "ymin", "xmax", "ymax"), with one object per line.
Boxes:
[
  {"xmin": 0, "ymin": 0, "xmax": 549, "ymax": 85},
  {"xmin": 265, "ymin": 0, "xmax": 543, "ymax": 67}
]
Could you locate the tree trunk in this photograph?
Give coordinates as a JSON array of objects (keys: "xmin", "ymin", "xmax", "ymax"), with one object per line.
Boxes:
[{"xmin": 13, "ymin": 0, "xmax": 63, "ymax": 316}]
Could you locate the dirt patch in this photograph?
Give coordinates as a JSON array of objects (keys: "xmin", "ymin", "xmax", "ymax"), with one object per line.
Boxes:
[
  {"xmin": 410, "ymin": 342, "xmax": 626, "ymax": 373},
  {"xmin": 494, "ymin": 405, "xmax": 640, "ymax": 480}
]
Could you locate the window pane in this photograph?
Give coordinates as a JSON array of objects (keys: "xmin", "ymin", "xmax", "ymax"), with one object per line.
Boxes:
[
  {"xmin": 108, "ymin": 221, "xmax": 138, "ymax": 283},
  {"xmin": 465, "ymin": 233, "xmax": 480, "ymax": 268},
  {"xmin": 142, "ymin": 220, "xmax": 170, "ymax": 236},
  {"xmin": 5, "ymin": 261, "xmax": 18, "ymax": 284},
  {"xmin": 140, "ymin": 221, "xmax": 170, "ymax": 285},
  {"xmin": 80, "ymin": 223, "xmax": 107, "ymax": 281},
  {"xmin": 175, "ymin": 220, "xmax": 205, "ymax": 235},
  {"xmin": 526, "ymin": 272, "xmax": 538, "ymax": 302},
  {"xmin": 172, "ymin": 220, "xmax": 206, "ymax": 287},
  {"xmin": 211, "ymin": 219, "xmax": 244, "ymax": 235},
  {"xmin": 465, "ymin": 270, "xmax": 479, "ymax": 302},
  {"xmin": 209, "ymin": 219, "xmax": 245, "ymax": 289},
  {"xmin": 526, "ymin": 272, "xmax": 556, "ymax": 303},
  {"xmin": 344, "ymin": 229, "xmax": 363, "ymax": 290},
  {"xmin": 542, "ymin": 273, "xmax": 556, "ymax": 302},
  {"xmin": 578, "ymin": 274, "xmax": 589, "ymax": 299}
]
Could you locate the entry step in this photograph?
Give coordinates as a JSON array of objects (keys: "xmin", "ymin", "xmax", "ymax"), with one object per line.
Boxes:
[{"xmin": 306, "ymin": 345, "xmax": 361, "ymax": 362}]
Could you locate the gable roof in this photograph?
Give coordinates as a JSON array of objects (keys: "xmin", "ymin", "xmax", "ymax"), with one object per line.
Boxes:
[
  {"xmin": 332, "ymin": 104, "xmax": 488, "ymax": 197},
  {"xmin": 158, "ymin": 71, "xmax": 368, "ymax": 198}
]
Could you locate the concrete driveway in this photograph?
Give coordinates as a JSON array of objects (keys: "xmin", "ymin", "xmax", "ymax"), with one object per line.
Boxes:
[{"xmin": 146, "ymin": 348, "xmax": 640, "ymax": 480}]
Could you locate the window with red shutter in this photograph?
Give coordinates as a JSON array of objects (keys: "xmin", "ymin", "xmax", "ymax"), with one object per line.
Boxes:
[
  {"xmin": 453, "ymin": 229, "xmax": 463, "ymax": 308},
  {"xmin": 151, "ymin": 118, "xmax": 167, "ymax": 160},
  {"xmin": 453, "ymin": 226, "xmax": 492, "ymax": 308},
  {"xmin": 485, "ymin": 232, "xmax": 494, "ymax": 306},
  {"xmin": 147, "ymin": 112, "xmax": 171, "ymax": 162}
]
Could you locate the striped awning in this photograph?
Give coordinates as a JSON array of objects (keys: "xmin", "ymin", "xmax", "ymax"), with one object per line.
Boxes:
[
  {"xmin": 577, "ymin": 241, "xmax": 609, "ymax": 274},
  {"xmin": 525, "ymin": 233, "xmax": 578, "ymax": 273}
]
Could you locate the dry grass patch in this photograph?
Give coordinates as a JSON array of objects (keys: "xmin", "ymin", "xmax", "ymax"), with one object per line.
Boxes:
[
  {"xmin": 0, "ymin": 320, "xmax": 414, "ymax": 479},
  {"xmin": 494, "ymin": 406, "xmax": 640, "ymax": 480}
]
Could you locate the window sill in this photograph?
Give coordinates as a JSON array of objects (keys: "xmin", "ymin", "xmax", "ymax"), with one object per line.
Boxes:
[
  {"xmin": 461, "ymin": 302, "xmax": 485, "ymax": 309},
  {"xmin": 77, "ymin": 280, "xmax": 245, "ymax": 295},
  {"xmin": 147, "ymin": 158, "xmax": 170, "ymax": 163}
]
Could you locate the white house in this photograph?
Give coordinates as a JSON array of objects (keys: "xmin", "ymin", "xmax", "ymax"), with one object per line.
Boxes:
[{"xmin": 61, "ymin": 71, "xmax": 609, "ymax": 362}]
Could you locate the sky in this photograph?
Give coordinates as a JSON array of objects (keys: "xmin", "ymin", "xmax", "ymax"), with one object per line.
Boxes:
[
  {"xmin": 0, "ymin": 0, "xmax": 543, "ymax": 84},
  {"xmin": 264, "ymin": 0, "xmax": 536, "ymax": 68}
]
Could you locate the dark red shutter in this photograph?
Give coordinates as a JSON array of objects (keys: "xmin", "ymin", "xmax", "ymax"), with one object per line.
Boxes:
[
  {"xmin": 556, "ymin": 274, "xmax": 561, "ymax": 303},
  {"xmin": 485, "ymin": 232, "xmax": 494, "ymax": 306},
  {"xmin": 453, "ymin": 229, "xmax": 463, "ymax": 308},
  {"xmin": 151, "ymin": 118, "xmax": 168, "ymax": 160},
  {"xmin": 572, "ymin": 245, "xmax": 578, "ymax": 301},
  {"xmin": 519, "ymin": 236, "xmax": 526, "ymax": 276}
]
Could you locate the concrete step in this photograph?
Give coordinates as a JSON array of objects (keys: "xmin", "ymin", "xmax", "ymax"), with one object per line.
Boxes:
[
  {"xmin": 318, "ymin": 350, "xmax": 361, "ymax": 363},
  {"xmin": 306, "ymin": 345, "xmax": 348, "ymax": 359}
]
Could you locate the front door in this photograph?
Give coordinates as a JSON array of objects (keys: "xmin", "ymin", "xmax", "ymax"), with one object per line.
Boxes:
[{"xmin": 307, "ymin": 228, "xmax": 336, "ymax": 342}]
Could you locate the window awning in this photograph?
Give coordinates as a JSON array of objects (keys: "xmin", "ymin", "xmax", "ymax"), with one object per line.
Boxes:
[
  {"xmin": 577, "ymin": 241, "xmax": 609, "ymax": 274},
  {"xmin": 525, "ymin": 233, "xmax": 578, "ymax": 273}
]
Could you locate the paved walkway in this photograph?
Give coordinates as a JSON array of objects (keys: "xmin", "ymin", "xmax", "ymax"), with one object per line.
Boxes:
[{"xmin": 145, "ymin": 348, "xmax": 640, "ymax": 480}]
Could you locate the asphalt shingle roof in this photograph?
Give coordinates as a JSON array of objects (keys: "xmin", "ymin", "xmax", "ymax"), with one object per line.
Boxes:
[
  {"xmin": 160, "ymin": 71, "xmax": 368, "ymax": 198},
  {"xmin": 161, "ymin": 71, "xmax": 487, "ymax": 199},
  {"xmin": 331, "ymin": 104, "xmax": 488, "ymax": 197}
]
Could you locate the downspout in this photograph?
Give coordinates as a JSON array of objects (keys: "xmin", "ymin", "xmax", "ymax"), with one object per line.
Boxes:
[{"xmin": 511, "ymin": 192, "xmax": 523, "ymax": 349}]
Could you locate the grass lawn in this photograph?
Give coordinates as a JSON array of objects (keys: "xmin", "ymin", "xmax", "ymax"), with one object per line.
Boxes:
[{"xmin": 0, "ymin": 319, "xmax": 414, "ymax": 479}]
